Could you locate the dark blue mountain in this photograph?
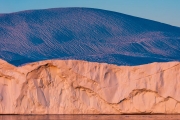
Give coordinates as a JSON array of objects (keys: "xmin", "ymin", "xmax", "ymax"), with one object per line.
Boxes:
[{"xmin": 0, "ymin": 8, "xmax": 180, "ymax": 66}]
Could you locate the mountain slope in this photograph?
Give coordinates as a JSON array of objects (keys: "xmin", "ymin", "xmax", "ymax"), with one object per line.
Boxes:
[{"xmin": 0, "ymin": 8, "xmax": 180, "ymax": 66}]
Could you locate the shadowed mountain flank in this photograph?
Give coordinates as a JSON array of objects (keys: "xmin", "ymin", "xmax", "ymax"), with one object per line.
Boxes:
[{"xmin": 0, "ymin": 8, "xmax": 180, "ymax": 66}]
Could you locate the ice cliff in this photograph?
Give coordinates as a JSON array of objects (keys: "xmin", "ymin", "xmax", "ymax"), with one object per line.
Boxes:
[
  {"xmin": 0, "ymin": 59, "xmax": 180, "ymax": 114},
  {"xmin": 1, "ymin": 7, "xmax": 180, "ymax": 114}
]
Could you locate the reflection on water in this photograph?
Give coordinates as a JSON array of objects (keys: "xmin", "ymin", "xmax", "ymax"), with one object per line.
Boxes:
[{"xmin": 0, "ymin": 115, "xmax": 180, "ymax": 120}]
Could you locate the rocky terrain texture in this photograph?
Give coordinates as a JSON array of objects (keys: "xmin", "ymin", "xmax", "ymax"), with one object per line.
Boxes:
[
  {"xmin": 0, "ymin": 59, "xmax": 180, "ymax": 114},
  {"xmin": 0, "ymin": 8, "xmax": 180, "ymax": 66}
]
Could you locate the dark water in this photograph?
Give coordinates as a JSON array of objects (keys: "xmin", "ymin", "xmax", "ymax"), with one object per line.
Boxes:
[{"xmin": 0, "ymin": 115, "xmax": 180, "ymax": 120}]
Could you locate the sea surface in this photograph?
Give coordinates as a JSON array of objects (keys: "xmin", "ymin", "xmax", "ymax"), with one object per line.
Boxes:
[{"xmin": 0, "ymin": 115, "xmax": 180, "ymax": 120}]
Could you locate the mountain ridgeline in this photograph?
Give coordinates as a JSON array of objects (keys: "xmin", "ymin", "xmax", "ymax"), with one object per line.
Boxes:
[{"xmin": 0, "ymin": 8, "xmax": 180, "ymax": 66}]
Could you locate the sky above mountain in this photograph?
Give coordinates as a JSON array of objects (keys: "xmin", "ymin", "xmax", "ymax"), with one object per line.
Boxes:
[{"xmin": 0, "ymin": 0, "xmax": 180, "ymax": 27}]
